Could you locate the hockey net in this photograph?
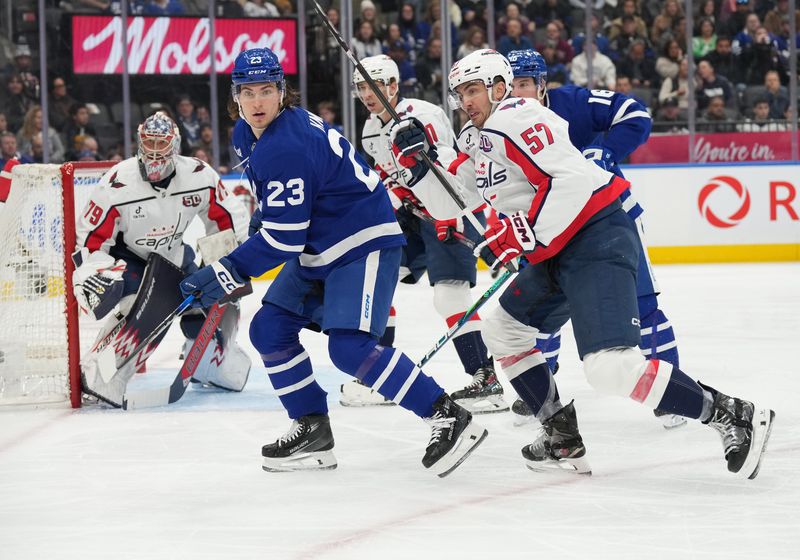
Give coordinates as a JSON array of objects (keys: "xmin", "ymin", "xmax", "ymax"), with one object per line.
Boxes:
[{"xmin": 0, "ymin": 161, "xmax": 114, "ymax": 407}]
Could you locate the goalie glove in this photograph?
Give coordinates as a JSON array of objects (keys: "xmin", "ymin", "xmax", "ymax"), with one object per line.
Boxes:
[
  {"xmin": 474, "ymin": 211, "xmax": 535, "ymax": 271},
  {"xmin": 389, "ymin": 117, "xmax": 438, "ymax": 187},
  {"xmin": 180, "ymin": 257, "xmax": 246, "ymax": 308},
  {"xmin": 72, "ymin": 248, "xmax": 127, "ymax": 320}
]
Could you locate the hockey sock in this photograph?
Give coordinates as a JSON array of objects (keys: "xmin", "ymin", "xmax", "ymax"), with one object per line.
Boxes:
[
  {"xmin": 638, "ymin": 296, "xmax": 680, "ymax": 368},
  {"xmin": 329, "ymin": 329, "xmax": 444, "ymax": 417},
  {"xmin": 535, "ymin": 331, "xmax": 562, "ymax": 374},
  {"xmin": 448, "ymin": 313, "xmax": 492, "ymax": 374},
  {"xmin": 262, "ymin": 344, "xmax": 328, "ymax": 419},
  {"xmin": 633, "ymin": 360, "xmax": 705, "ymax": 420},
  {"xmin": 508, "ymin": 362, "xmax": 562, "ymax": 421},
  {"xmin": 378, "ymin": 306, "xmax": 396, "ymax": 347}
]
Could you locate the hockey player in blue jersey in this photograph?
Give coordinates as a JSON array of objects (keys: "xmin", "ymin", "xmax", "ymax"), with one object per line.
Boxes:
[
  {"xmin": 179, "ymin": 47, "xmax": 486, "ymax": 476},
  {"xmin": 503, "ymin": 48, "xmax": 684, "ymax": 428}
]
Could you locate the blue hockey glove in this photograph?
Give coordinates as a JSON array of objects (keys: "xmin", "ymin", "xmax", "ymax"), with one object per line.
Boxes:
[
  {"xmin": 248, "ymin": 207, "xmax": 262, "ymax": 238},
  {"xmin": 389, "ymin": 117, "xmax": 438, "ymax": 186},
  {"xmin": 582, "ymin": 145, "xmax": 617, "ymax": 173},
  {"xmin": 180, "ymin": 257, "xmax": 246, "ymax": 308}
]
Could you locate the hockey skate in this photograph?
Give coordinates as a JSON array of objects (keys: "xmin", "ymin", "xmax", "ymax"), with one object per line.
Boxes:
[
  {"xmin": 262, "ymin": 414, "xmax": 337, "ymax": 472},
  {"xmin": 339, "ymin": 378, "xmax": 395, "ymax": 407},
  {"xmin": 422, "ymin": 393, "xmax": 488, "ymax": 477},
  {"xmin": 699, "ymin": 382, "xmax": 775, "ymax": 479},
  {"xmin": 653, "ymin": 408, "xmax": 687, "ymax": 429},
  {"xmin": 521, "ymin": 401, "xmax": 591, "ymax": 475},
  {"xmin": 511, "ymin": 398, "xmax": 536, "ymax": 427},
  {"xmin": 451, "ymin": 366, "xmax": 509, "ymax": 414}
]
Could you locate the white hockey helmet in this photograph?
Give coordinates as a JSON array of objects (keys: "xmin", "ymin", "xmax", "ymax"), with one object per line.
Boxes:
[
  {"xmin": 448, "ymin": 49, "xmax": 514, "ymax": 110},
  {"xmin": 352, "ymin": 55, "xmax": 400, "ymax": 86},
  {"xmin": 137, "ymin": 112, "xmax": 180, "ymax": 183}
]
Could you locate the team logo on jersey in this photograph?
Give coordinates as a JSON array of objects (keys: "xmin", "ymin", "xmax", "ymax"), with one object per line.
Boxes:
[
  {"xmin": 234, "ymin": 146, "xmax": 242, "ymax": 158},
  {"xmin": 499, "ymin": 98, "xmax": 526, "ymax": 110},
  {"xmin": 182, "ymin": 194, "xmax": 202, "ymax": 207},
  {"xmin": 192, "ymin": 160, "xmax": 206, "ymax": 173},
  {"xmin": 479, "ymin": 136, "xmax": 493, "ymax": 153},
  {"xmin": 697, "ymin": 175, "xmax": 751, "ymax": 228},
  {"xmin": 109, "ymin": 171, "xmax": 125, "ymax": 189}
]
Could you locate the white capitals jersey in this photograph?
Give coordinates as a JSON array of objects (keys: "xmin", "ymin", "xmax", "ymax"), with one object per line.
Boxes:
[
  {"xmin": 75, "ymin": 156, "xmax": 249, "ymax": 267},
  {"xmin": 420, "ymin": 97, "xmax": 630, "ymax": 263},
  {"xmin": 361, "ymin": 98, "xmax": 475, "ymax": 208}
]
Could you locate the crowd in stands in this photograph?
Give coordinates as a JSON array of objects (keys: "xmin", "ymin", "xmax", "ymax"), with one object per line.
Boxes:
[{"xmin": 0, "ymin": 0, "xmax": 796, "ymax": 167}]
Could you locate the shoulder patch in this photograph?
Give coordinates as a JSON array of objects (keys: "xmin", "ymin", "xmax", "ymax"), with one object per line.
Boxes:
[
  {"xmin": 192, "ymin": 159, "xmax": 206, "ymax": 173},
  {"xmin": 109, "ymin": 171, "xmax": 126, "ymax": 189},
  {"xmin": 500, "ymin": 98, "xmax": 527, "ymax": 111}
]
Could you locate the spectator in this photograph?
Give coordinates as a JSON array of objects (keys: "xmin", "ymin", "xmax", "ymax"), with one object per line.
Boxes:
[
  {"xmin": 25, "ymin": 132, "xmax": 45, "ymax": 164},
  {"xmin": 106, "ymin": 147, "xmax": 124, "ymax": 162},
  {"xmin": 5, "ymin": 44, "xmax": 40, "ymax": 103},
  {"xmin": 741, "ymin": 26, "xmax": 788, "ymax": 85},
  {"xmin": 615, "ymin": 75, "xmax": 648, "ymax": 107},
  {"xmin": 175, "ymin": 95, "xmax": 200, "ymax": 150},
  {"xmin": 698, "ymin": 95, "xmax": 736, "ymax": 133},
  {"xmin": 17, "ymin": 106, "xmax": 65, "ymax": 163},
  {"xmin": 571, "ymin": 40, "xmax": 616, "ymax": 89},
  {"xmin": 650, "ymin": 0, "xmax": 683, "ymax": 47},
  {"xmin": 459, "ymin": 4, "xmax": 488, "ymax": 37},
  {"xmin": 695, "ymin": 60, "xmax": 734, "ymax": 110},
  {"xmin": 763, "ymin": 69, "xmax": 790, "ymax": 119},
  {"xmin": 352, "ymin": 21, "xmax": 383, "ymax": 60},
  {"xmin": 658, "ymin": 57, "xmax": 690, "ymax": 110},
  {"xmin": 63, "ymin": 103, "xmax": 98, "ymax": 154},
  {"xmin": 142, "ymin": 0, "xmax": 185, "ymax": 15},
  {"xmin": 609, "ymin": 15, "xmax": 651, "ymax": 61},
  {"xmin": 317, "ymin": 101, "xmax": 343, "ymax": 135},
  {"xmin": 384, "ymin": 23, "xmax": 413, "ymax": 57},
  {"xmin": 532, "ymin": 0, "xmax": 572, "ymax": 35},
  {"xmin": 764, "ymin": 0, "xmax": 796, "ymax": 36},
  {"xmin": 397, "ymin": 3, "xmax": 423, "ymax": 55},
  {"xmin": 386, "ymin": 40, "xmax": 418, "ymax": 94},
  {"xmin": 732, "ymin": 12, "xmax": 761, "ymax": 55},
  {"xmin": 695, "ymin": 0, "xmax": 717, "ymax": 29},
  {"xmin": 497, "ymin": 2, "xmax": 534, "ymax": 36},
  {"xmin": 608, "ymin": 0, "xmax": 649, "ymax": 41},
  {"xmin": 738, "ymin": 97, "xmax": 787, "ymax": 132},
  {"xmin": 75, "ymin": 136, "xmax": 101, "ymax": 162},
  {"xmin": 48, "ymin": 77, "xmax": 77, "ymax": 133},
  {"xmin": 196, "ymin": 123, "xmax": 214, "ymax": 155},
  {"xmin": 3, "ymin": 75, "xmax": 35, "ymax": 133},
  {"xmin": 536, "ymin": 21, "xmax": 573, "ymax": 64},
  {"xmin": 456, "ymin": 26, "xmax": 488, "ymax": 60},
  {"xmin": 0, "ymin": 132, "xmax": 32, "ymax": 167},
  {"xmin": 652, "ymin": 98, "xmax": 688, "ymax": 133},
  {"xmin": 721, "ymin": 0, "xmax": 754, "ymax": 39},
  {"xmin": 693, "ymin": 17, "xmax": 718, "ymax": 59},
  {"xmin": 415, "ymin": 38, "xmax": 443, "ymax": 100},
  {"xmin": 655, "ymin": 39, "xmax": 683, "ymax": 82},
  {"xmin": 497, "ymin": 19, "xmax": 534, "ymax": 57},
  {"xmin": 190, "ymin": 146, "xmax": 211, "ymax": 164},
  {"xmin": 272, "ymin": 0, "xmax": 292, "ymax": 15},
  {"xmin": 0, "ymin": 113, "xmax": 8, "ymax": 134},
  {"xmin": 238, "ymin": 0, "xmax": 278, "ymax": 17},
  {"xmin": 571, "ymin": 13, "xmax": 611, "ymax": 56},
  {"xmin": 616, "ymin": 39, "xmax": 658, "ymax": 89},
  {"xmin": 196, "ymin": 105, "xmax": 211, "ymax": 125},
  {"xmin": 703, "ymin": 36, "xmax": 742, "ymax": 85},
  {"xmin": 540, "ymin": 45, "xmax": 570, "ymax": 86},
  {"xmin": 356, "ymin": 1, "xmax": 386, "ymax": 41}
]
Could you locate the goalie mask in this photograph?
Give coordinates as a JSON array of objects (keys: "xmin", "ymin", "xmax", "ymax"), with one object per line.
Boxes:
[{"xmin": 137, "ymin": 112, "xmax": 180, "ymax": 183}]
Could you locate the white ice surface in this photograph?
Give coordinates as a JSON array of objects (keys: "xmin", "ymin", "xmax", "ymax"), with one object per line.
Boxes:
[{"xmin": 1, "ymin": 263, "xmax": 798, "ymax": 560}]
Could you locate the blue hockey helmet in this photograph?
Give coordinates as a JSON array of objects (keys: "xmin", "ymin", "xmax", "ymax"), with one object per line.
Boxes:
[
  {"xmin": 507, "ymin": 49, "xmax": 548, "ymax": 83},
  {"xmin": 231, "ymin": 47, "xmax": 285, "ymax": 98}
]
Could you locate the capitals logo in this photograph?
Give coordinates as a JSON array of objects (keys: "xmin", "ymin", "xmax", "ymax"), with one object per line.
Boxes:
[
  {"xmin": 479, "ymin": 135, "xmax": 493, "ymax": 153},
  {"xmin": 697, "ymin": 175, "xmax": 751, "ymax": 228}
]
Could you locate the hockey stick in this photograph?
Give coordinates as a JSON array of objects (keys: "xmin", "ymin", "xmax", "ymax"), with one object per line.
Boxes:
[
  {"xmin": 312, "ymin": 1, "xmax": 493, "ymax": 240},
  {"xmin": 416, "ymin": 268, "xmax": 514, "ymax": 368},
  {"xmin": 400, "ymin": 198, "xmax": 475, "ymax": 249},
  {"xmin": 122, "ymin": 302, "xmax": 224, "ymax": 410}
]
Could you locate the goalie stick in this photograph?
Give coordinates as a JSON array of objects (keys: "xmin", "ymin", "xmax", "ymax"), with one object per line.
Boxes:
[{"xmin": 416, "ymin": 268, "xmax": 513, "ymax": 368}]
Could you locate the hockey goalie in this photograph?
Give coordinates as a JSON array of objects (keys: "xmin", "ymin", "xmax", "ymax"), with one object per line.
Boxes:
[{"xmin": 74, "ymin": 112, "xmax": 251, "ymax": 407}]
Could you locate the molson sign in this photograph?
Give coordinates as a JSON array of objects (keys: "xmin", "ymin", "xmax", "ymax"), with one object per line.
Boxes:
[{"xmin": 72, "ymin": 16, "xmax": 297, "ymax": 75}]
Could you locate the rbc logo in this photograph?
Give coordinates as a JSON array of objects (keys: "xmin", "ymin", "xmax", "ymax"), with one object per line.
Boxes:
[{"xmin": 697, "ymin": 175, "xmax": 751, "ymax": 228}]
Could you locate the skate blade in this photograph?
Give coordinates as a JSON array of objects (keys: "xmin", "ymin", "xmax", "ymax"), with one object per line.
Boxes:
[
  {"xmin": 741, "ymin": 408, "xmax": 775, "ymax": 480},
  {"xmin": 661, "ymin": 415, "xmax": 688, "ymax": 430},
  {"xmin": 431, "ymin": 422, "xmax": 488, "ymax": 478},
  {"xmin": 339, "ymin": 398, "xmax": 396, "ymax": 407},
  {"xmin": 454, "ymin": 394, "xmax": 510, "ymax": 415},
  {"xmin": 262, "ymin": 450, "xmax": 338, "ymax": 472},
  {"xmin": 525, "ymin": 455, "xmax": 592, "ymax": 476}
]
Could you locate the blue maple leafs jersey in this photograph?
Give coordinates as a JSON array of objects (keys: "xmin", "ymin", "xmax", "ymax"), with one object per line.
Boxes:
[{"xmin": 227, "ymin": 108, "xmax": 404, "ymax": 279}]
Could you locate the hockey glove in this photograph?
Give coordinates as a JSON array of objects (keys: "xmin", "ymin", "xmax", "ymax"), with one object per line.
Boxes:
[
  {"xmin": 435, "ymin": 217, "xmax": 463, "ymax": 244},
  {"xmin": 72, "ymin": 248, "xmax": 127, "ymax": 320},
  {"xmin": 582, "ymin": 145, "xmax": 620, "ymax": 175},
  {"xmin": 474, "ymin": 211, "xmax": 536, "ymax": 271},
  {"xmin": 248, "ymin": 207, "xmax": 262, "ymax": 238},
  {"xmin": 180, "ymin": 257, "xmax": 246, "ymax": 308},
  {"xmin": 389, "ymin": 117, "xmax": 438, "ymax": 186}
]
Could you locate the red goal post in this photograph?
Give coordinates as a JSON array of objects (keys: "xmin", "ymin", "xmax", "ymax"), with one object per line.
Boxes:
[{"xmin": 0, "ymin": 161, "xmax": 116, "ymax": 408}]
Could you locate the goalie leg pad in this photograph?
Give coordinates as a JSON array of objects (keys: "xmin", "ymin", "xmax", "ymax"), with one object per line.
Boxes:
[
  {"xmin": 80, "ymin": 253, "xmax": 184, "ymax": 407},
  {"xmin": 190, "ymin": 303, "xmax": 252, "ymax": 392}
]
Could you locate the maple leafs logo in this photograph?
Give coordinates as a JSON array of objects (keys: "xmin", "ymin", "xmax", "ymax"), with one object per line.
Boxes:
[{"xmin": 109, "ymin": 171, "xmax": 126, "ymax": 189}]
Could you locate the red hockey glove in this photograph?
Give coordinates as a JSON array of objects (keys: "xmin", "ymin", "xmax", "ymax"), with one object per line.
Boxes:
[
  {"xmin": 435, "ymin": 217, "xmax": 463, "ymax": 244},
  {"xmin": 474, "ymin": 211, "xmax": 536, "ymax": 270}
]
